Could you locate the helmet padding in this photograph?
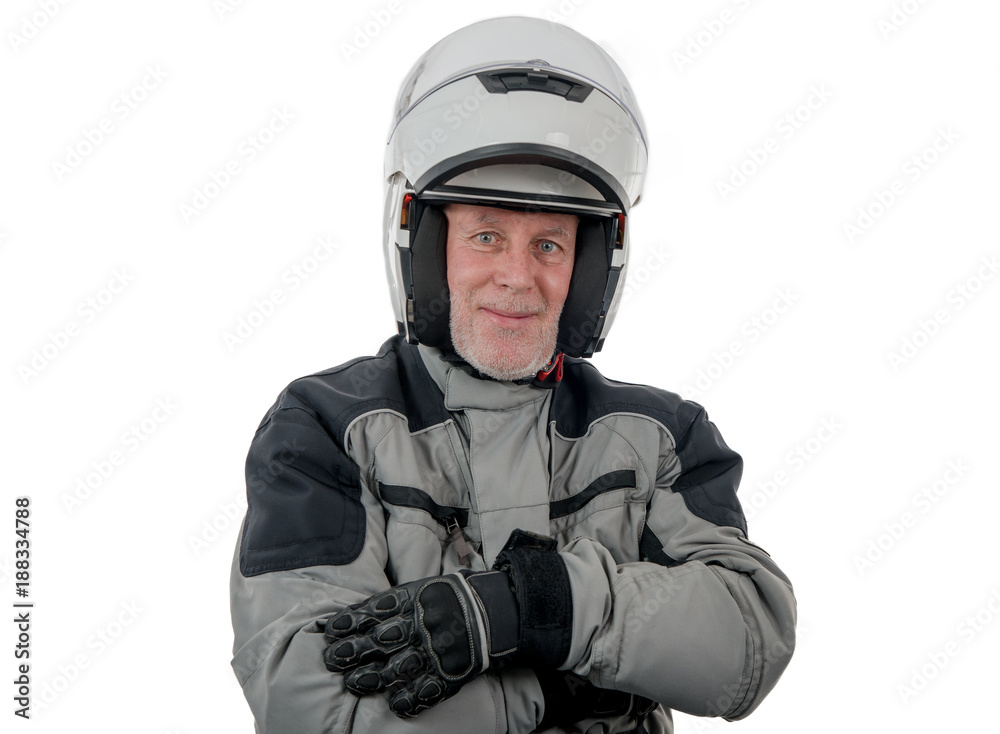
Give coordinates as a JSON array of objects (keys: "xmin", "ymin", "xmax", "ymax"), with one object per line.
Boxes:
[{"xmin": 408, "ymin": 203, "xmax": 612, "ymax": 359}]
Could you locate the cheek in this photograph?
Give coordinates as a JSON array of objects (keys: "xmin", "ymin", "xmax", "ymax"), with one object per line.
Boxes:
[
  {"xmin": 445, "ymin": 249, "xmax": 466, "ymax": 295},
  {"xmin": 541, "ymin": 264, "xmax": 575, "ymax": 307},
  {"xmin": 447, "ymin": 250, "xmax": 490, "ymax": 294},
  {"xmin": 446, "ymin": 260, "xmax": 467, "ymax": 296}
]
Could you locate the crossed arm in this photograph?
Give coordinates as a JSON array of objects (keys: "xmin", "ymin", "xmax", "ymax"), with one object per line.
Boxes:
[{"xmin": 230, "ymin": 407, "xmax": 796, "ymax": 733}]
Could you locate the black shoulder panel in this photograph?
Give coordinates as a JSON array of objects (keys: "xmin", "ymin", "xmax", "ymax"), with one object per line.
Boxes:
[
  {"xmin": 551, "ymin": 359, "xmax": 684, "ymax": 439},
  {"xmin": 393, "ymin": 338, "xmax": 453, "ymax": 433},
  {"xmin": 671, "ymin": 401, "xmax": 747, "ymax": 535},
  {"xmin": 551, "ymin": 361, "xmax": 747, "ymax": 535},
  {"xmin": 240, "ymin": 408, "xmax": 366, "ymax": 576},
  {"xmin": 280, "ymin": 335, "xmax": 449, "ymax": 437},
  {"xmin": 239, "ymin": 336, "xmax": 450, "ymax": 576}
]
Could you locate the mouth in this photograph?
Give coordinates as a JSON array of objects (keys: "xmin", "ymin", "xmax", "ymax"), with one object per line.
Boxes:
[{"xmin": 480, "ymin": 307, "xmax": 537, "ymax": 328}]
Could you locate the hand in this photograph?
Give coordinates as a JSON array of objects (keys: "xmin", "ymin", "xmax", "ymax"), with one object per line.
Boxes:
[
  {"xmin": 323, "ymin": 529, "xmax": 575, "ymax": 718},
  {"xmin": 322, "ymin": 573, "xmax": 498, "ymax": 717}
]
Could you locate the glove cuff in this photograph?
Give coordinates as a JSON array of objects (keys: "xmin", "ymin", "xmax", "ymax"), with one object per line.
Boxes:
[
  {"xmin": 493, "ymin": 529, "xmax": 573, "ymax": 668},
  {"xmin": 465, "ymin": 571, "xmax": 520, "ymax": 660}
]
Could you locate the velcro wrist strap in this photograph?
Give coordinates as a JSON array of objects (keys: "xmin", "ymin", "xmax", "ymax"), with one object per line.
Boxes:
[{"xmin": 494, "ymin": 530, "xmax": 573, "ymax": 668}]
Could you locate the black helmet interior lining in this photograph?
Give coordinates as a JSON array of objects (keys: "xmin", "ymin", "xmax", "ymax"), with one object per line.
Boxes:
[{"xmin": 407, "ymin": 201, "xmax": 612, "ymax": 359}]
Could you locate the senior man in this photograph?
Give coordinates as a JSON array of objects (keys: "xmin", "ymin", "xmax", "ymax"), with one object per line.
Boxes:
[{"xmin": 230, "ymin": 16, "xmax": 796, "ymax": 734}]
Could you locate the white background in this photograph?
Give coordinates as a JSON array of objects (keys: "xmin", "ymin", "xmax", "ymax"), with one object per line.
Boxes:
[{"xmin": 2, "ymin": 0, "xmax": 998, "ymax": 732}]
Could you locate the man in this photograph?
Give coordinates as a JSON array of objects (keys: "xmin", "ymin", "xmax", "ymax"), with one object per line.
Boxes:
[{"xmin": 230, "ymin": 16, "xmax": 796, "ymax": 734}]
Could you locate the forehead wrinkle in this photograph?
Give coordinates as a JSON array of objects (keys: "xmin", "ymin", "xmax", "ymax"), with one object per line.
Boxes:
[
  {"xmin": 474, "ymin": 213, "xmax": 504, "ymax": 225},
  {"xmin": 471, "ymin": 217, "xmax": 573, "ymax": 237},
  {"xmin": 453, "ymin": 209, "xmax": 576, "ymax": 238}
]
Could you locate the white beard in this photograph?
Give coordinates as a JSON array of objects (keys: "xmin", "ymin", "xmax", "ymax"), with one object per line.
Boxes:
[{"xmin": 449, "ymin": 288, "xmax": 562, "ymax": 381}]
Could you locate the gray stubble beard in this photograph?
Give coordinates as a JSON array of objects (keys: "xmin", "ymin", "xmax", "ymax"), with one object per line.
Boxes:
[{"xmin": 449, "ymin": 289, "xmax": 562, "ymax": 382}]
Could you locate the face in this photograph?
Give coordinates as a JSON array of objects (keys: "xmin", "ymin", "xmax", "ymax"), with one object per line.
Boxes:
[{"xmin": 445, "ymin": 203, "xmax": 578, "ymax": 381}]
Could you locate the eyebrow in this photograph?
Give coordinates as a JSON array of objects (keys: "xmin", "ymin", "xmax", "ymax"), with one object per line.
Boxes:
[{"xmin": 470, "ymin": 214, "xmax": 572, "ymax": 238}]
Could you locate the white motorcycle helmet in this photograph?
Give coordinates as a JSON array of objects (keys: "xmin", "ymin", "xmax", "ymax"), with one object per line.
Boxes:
[{"xmin": 383, "ymin": 16, "xmax": 648, "ymax": 359}]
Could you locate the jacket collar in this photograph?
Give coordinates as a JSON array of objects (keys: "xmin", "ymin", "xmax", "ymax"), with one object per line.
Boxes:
[{"xmin": 416, "ymin": 343, "xmax": 552, "ymax": 411}]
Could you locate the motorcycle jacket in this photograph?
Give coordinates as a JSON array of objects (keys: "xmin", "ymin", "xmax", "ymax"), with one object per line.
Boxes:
[{"xmin": 230, "ymin": 335, "xmax": 797, "ymax": 733}]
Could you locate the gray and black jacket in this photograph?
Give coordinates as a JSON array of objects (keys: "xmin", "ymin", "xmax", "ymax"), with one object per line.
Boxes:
[{"xmin": 230, "ymin": 335, "xmax": 796, "ymax": 733}]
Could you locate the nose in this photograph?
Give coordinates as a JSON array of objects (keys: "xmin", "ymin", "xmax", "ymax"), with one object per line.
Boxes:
[{"xmin": 493, "ymin": 240, "xmax": 535, "ymax": 292}]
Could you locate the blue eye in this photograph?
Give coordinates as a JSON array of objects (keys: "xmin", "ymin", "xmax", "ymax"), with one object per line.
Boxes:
[
  {"xmin": 539, "ymin": 241, "xmax": 556, "ymax": 254},
  {"xmin": 476, "ymin": 233, "xmax": 494, "ymax": 244}
]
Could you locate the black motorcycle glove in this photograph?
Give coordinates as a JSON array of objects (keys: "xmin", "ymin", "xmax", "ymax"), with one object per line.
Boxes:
[
  {"xmin": 323, "ymin": 573, "xmax": 504, "ymax": 717},
  {"xmin": 323, "ymin": 529, "xmax": 574, "ymax": 718}
]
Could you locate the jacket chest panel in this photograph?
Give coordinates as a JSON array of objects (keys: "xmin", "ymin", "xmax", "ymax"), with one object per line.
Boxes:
[
  {"xmin": 548, "ymin": 415, "xmax": 664, "ymax": 564},
  {"xmin": 351, "ymin": 411, "xmax": 664, "ymax": 581}
]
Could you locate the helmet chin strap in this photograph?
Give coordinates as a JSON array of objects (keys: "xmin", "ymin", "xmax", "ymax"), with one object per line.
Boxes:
[{"xmin": 536, "ymin": 352, "xmax": 565, "ymax": 383}]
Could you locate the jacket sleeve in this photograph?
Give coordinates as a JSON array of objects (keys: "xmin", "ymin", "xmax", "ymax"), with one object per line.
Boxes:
[
  {"xmin": 558, "ymin": 403, "xmax": 796, "ymax": 720},
  {"xmin": 229, "ymin": 404, "xmax": 543, "ymax": 734}
]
